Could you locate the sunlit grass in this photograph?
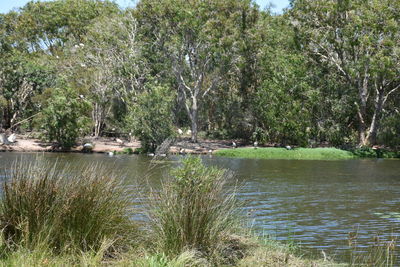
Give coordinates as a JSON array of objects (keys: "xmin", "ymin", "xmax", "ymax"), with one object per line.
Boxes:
[
  {"xmin": 214, "ymin": 147, "xmax": 355, "ymax": 160},
  {"xmin": 0, "ymin": 159, "xmax": 137, "ymax": 254},
  {"xmin": 147, "ymin": 157, "xmax": 241, "ymax": 264}
]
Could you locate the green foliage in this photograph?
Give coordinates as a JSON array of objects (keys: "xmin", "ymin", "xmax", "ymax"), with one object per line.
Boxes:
[
  {"xmin": 379, "ymin": 113, "xmax": 400, "ymax": 147},
  {"xmin": 0, "ymin": 159, "xmax": 137, "ymax": 253},
  {"xmin": 148, "ymin": 157, "xmax": 239, "ymax": 259},
  {"xmin": 38, "ymin": 87, "xmax": 90, "ymax": 149},
  {"xmin": 252, "ymin": 15, "xmax": 314, "ymax": 146},
  {"xmin": 291, "ymin": 0, "xmax": 400, "ymax": 145},
  {"xmin": 15, "ymin": 0, "xmax": 119, "ymax": 53},
  {"xmin": 129, "ymin": 84, "xmax": 174, "ymax": 152},
  {"xmin": 215, "ymin": 147, "xmax": 355, "ymax": 160},
  {"xmin": 351, "ymin": 147, "xmax": 400, "ymax": 159}
]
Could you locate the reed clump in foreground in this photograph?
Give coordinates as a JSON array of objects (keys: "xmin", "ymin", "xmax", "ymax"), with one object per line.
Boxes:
[
  {"xmin": 147, "ymin": 156, "xmax": 241, "ymax": 263},
  {"xmin": 0, "ymin": 160, "xmax": 137, "ymax": 254}
]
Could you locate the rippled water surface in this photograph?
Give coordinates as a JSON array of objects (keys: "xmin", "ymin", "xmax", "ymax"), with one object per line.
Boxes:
[{"xmin": 0, "ymin": 152, "xmax": 399, "ymax": 261}]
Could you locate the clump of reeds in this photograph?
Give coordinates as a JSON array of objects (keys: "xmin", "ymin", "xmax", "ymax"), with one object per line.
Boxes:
[
  {"xmin": 148, "ymin": 156, "xmax": 240, "ymax": 260},
  {"xmin": 348, "ymin": 231, "xmax": 397, "ymax": 267},
  {"xmin": 0, "ymin": 159, "xmax": 137, "ymax": 253}
]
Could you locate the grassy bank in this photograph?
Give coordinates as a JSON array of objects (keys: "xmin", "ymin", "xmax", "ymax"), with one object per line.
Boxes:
[{"xmin": 214, "ymin": 147, "xmax": 355, "ymax": 160}]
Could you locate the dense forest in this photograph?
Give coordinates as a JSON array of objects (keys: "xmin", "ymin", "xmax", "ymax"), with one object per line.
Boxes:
[{"xmin": 0, "ymin": 0, "xmax": 399, "ymax": 151}]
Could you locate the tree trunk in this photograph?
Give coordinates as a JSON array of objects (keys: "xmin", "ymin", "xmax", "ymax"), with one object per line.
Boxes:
[
  {"xmin": 366, "ymin": 87, "xmax": 385, "ymax": 145},
  {"xmin": 357, "ymin": 73, "xmax": 369, "ymax": 146},
  {"xmin": 190, "ymin": 97, "xmax": 198, "ymax": 143}
]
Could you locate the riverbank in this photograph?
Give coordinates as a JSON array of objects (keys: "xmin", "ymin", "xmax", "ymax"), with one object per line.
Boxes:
[
  {"xmin": 1, "ymin": 236, "xmax": 336, "ymax": 267},
  {"xmin": 0, "ymin": 134, "xmax": 233, "ymax": 154},
  {"xmin": 214, "ymin": 147, "xmax": 356, "ymax": 160}
]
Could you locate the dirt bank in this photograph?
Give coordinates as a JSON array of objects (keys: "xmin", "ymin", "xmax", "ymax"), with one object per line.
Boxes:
[{"xmin": 0, "ymin": 134, "xmax": 241, "ymax": 154}]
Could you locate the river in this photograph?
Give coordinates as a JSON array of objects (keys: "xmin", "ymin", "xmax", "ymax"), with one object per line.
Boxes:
[{"xmin": 0, "ymin": 152, "xmax": 399, "ymax": 262}]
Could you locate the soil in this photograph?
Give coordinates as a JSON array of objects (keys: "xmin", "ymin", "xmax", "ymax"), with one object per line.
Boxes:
[{"xmin": 0, "ymin": 134, "xmax": 243, "ymax": 154}]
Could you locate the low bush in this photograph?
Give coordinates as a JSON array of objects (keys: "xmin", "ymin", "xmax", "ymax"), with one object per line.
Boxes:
[
  {"xmin": 0, "ymin": 159, "xmax": 137, "ymax": 253},
  {"xmin": 148, "ymin": 157, "xmax": 240, "ymax": 260}
]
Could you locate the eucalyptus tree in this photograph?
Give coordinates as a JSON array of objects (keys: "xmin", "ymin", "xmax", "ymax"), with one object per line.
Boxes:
[
  {"xmin": 0, "ymin": 0, "xmax": 119, "ymax": 131},
  {"xmin": 13, "ymin": 0, "xmax": 119, "ymax": 54},
  {"xmin": 135, "ymin": 0, "xmax": 259, "ymax": 142},
  {"xmin": 253, "ymin": 14, "xmax": 314, "ymax": 146},
  {"xmin": 64, "ymin": 12, "xmax": 146, "ymax": 137},
  {"xmin": 291, "ymin": 0, "xmax": 400, "ymax": 146}
]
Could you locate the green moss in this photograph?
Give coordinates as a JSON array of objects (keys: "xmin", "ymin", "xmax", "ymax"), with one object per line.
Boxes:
[{"xmin": 214, "ymin": 147, "xmax": 355, "ymax": 160}]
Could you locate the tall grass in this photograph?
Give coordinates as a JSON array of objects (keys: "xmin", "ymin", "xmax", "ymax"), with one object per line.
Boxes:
[
  {"xmin": 348, "ymin": 233, "xmax": 397, "ymax": 267},
  {"xmin": 148, "ymin": 157, "xmax": 240, "ymax": 260},
  {"xmin": 0, "ymin": 159, "xmax": 137, "ymax": 253}
]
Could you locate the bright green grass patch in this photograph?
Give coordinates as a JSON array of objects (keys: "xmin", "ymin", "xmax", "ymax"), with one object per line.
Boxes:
[{"xmin": 214, "ymin": 147, "xmax": 355, "ymax": 160}]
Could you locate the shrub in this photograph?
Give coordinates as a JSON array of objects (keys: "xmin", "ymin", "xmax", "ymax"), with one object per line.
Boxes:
[
  {"xmin": 148, "ymin": 157, "xmax": 240, "ymax": 258},
  {"xmin": 38, "ymin": 87, "xmax": 91, "ymax": 149},
  {"xmin": 0, "ymin": 159, "xmax": 137, "ymax": 253},
  {"xmin": 128, "ymin": 83, "xmax": 175, "ymax": 153}
]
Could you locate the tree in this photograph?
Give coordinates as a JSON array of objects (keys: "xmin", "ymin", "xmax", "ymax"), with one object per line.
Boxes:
[
  {"xmin": 135, "ymin": 0, "xmax": 258, "ymax": 142},
  {"xmin": 38, "ymin": 86, "xmax": 90, "ymax": 149},
  {"xmin": 14, "ymin": 0, "xmax": 119, "ymax": 54},
  {"xmin": 128, "ymin": 83, "xmax": 175, "ymax": 152},
  {"xmin": 63, "ymin": 12, "xmax": 145, "ymax": 137},
  {"xmin": 291, "ymin": 0, "xmax": 400, "ymax": 146}
]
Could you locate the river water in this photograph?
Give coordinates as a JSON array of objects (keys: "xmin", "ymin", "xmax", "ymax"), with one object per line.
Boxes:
[{"xmin": 0, "ymin": 152, "xmax": 399, "ymax": 261}]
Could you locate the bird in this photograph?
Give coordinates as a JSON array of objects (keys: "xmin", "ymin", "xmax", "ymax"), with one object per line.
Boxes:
[
  {"xmin": 7, "ymin": 134, "xmax": 16, "ymax": 143},
  {"xmin": 83, "ymin": 143, "xmax": 93, "ymax": 149},
  {"xmin": 232, "ymin": 141, "xmax": 237, "ymax": 148},
  {"xmin": 177, "ymin": 128, "xmax": 183, "ymax": 135},
  {"xmin": 147, "ymin": 153, "xmax": 155, "ymax": 157},
  {"xmin": 107, "ymin": 151, "xmax": 114, "ymax": 156},
  {"xmin": 253, "ymin": 141, "xmax": 258, "ymax": 149},
  {"xmin": 186, "ymin": 129, "xmax": 192, "ymax": 135},
  {"xmin": 179, "ymin": 148, "xmax": 186, "ymax": 155},
  {"xmin": 116, "ymin": 138, "xmax": 123, "ymax": 145},
  {"xmin": 208, "ymin": 149, "xmax": 213, "ymax": 154},
  {"xmin": 285, "ymin": 145, "xmax": 292, "ymax": 150}
]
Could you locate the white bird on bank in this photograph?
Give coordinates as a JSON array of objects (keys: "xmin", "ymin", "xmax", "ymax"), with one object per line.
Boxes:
[
  {"xmin": 116, "ymin": 138, "xmax": 123, "ymax": 145},
  {"xmin": 232, "ymin": 141, "xmax": 237, "ymax": 148},
  {"xmin": 107, "ymin": 151, "xmax": 114, "ymax": 156},
  {"xmin": 177, "ymin": 128, "xmax": 183, "ymax": 135},
  {"xmin": 7, "ymin": 134, "xmax": 16, "ymax": 143},
  {"xmin": 285, "ymin": 145, "xmax": 292, "ymax": 150},
  {"xmin": 253, "ymin": 141, "xmax": 258, "ymax": 149}
]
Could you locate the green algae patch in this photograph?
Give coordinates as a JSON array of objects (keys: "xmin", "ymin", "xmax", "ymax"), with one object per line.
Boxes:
[{"xmin": 214, "ymin": 147, "xmax": 355, "ymax": 160}]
